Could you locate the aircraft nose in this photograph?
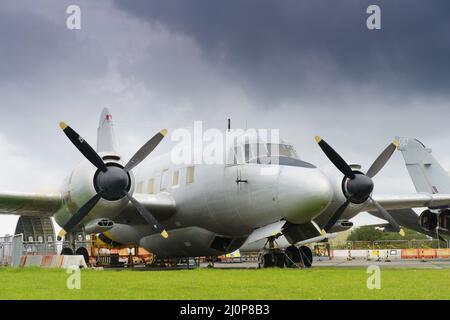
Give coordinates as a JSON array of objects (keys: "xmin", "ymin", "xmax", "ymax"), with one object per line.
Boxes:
[{"xmin": 277, "ymin": 166, "xmax": 333, "ymax": 224}]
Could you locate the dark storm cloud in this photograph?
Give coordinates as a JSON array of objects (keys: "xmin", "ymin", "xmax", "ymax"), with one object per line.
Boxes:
[
  {"xmin": 0, "ymin": 2, "xmax": 107, "ymax": 88},
  {"xmin": 0, "ymin": 0, "xmax": 450, "ymax": 234},
  {"xmin": 114, "ymin": 0, "xmax": 450, "ymax": 104}
]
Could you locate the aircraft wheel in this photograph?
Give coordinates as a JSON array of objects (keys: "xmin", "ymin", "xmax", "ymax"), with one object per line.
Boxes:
[
  {"xmin": 285, "ymin": 245, "xmax": 301, "ymax": 268},
  {"xmin": 61, "ymin": 247, "xmax": 73, "ymax": 255},
  {"xmin": 300, "ymin": 246, "xmax": 313, "ymax": 268},
  {"xmin": 259, "ymin": 253, "xmax": 274, "ymax": 268},
  {"xmin": 75, "ymin": 247, "xmax": 89, "ymax": 265},
  {"xmin": 274, "ymin": 252, "xmax": 285, "ymax": 268}
]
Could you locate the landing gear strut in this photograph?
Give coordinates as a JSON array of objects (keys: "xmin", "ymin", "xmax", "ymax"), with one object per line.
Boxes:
[
  {"xmin": 258, "ymin": 237, "xmax": 280, "ymax": 268},
  {"xmin": 60, "ymin": 231, "xmax": 90, "ymax": 265}
]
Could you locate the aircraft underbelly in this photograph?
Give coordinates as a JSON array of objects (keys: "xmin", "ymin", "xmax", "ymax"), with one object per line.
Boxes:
[{"xmin": 140, "ymin": 226, "xmax": 247, "ymax": 258}]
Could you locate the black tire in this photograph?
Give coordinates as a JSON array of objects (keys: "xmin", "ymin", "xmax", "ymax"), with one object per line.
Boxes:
[
  {"xmin": 61, "ymin": 247, "xmax": 74, "ymax": 255},
  {"xmin": 260, "ymin": 253, "xmax": 274, "ymax": 268},
  {"xmin": 75, "ymin": 247, "xmax": 90, "ymax": 265},
  {"xmin": 299, "ymin": 246, "xmax": 313, "ymax": 268},
  {"xmin": 285, "ymin": 246, "xmax": 301, "ymax": 268},
  {"xmin": 274, "ymin": 252, "xmax": 285, "ymax": 268}
]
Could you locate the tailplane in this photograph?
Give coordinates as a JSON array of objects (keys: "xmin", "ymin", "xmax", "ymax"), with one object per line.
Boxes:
[
  {"xmin": 397, "ymin": 137, "xmax": 450, "ymax": 194},
  {"xmin": 97, "ymin": 108, "xmax": 118, "ymax": 154}
]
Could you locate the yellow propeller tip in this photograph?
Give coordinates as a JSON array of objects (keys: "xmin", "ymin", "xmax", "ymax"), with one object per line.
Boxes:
[
  {"xmin": 59, "ymin": 122, "xmax": 68, "ymax": 130},
  {"xmin": 160, "ymin": 129, "xmax": 168, "ymax": 137},
  {"xmin": 321, "ymin": 229, "xmax": 326, "ymax": 236},
  {"xmin": 58, "ymin": 229, "xmax": 67, "ymax": 238},
  {"xmin": 399, "ymin": 229, "xmax": 405, "ymax": 237},
  {"xmin": 161, "ymin": 230, "xmax": 169, "ymax": 239},
  {"xmin": 393, "ymin": 139, "xmax": 401, "ymax": 149},
  {"xmin": 315, "ymin": 136, "xmax": 322, "ymax": 143}
]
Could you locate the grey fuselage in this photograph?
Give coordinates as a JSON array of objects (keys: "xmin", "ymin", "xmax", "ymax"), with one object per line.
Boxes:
[{"xmin": 83, "ymin": 152, "xmax": 366, "ymax": 258}]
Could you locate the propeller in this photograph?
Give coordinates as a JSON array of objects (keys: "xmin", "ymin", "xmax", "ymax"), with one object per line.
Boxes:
[
  {"xmin": 57, "ymin": 122, "xmax": 168, "ymax": 240},
  {"xmin": 315, "ymin": 136, "xmax": 404, "ymax": 236}
]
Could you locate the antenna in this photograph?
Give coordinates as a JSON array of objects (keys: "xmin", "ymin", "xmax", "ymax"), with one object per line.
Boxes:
[{"xmin": 227, "ymin": 118, "xmax": 231, "ymax": 132}]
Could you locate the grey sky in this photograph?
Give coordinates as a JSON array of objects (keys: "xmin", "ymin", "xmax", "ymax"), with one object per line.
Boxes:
[{"xmin": 1, "ymin": 0, "xmax": 449, "ymax": 234}]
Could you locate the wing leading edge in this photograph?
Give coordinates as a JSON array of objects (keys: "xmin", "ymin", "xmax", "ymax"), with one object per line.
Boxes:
[
  {"xmin": 0, "ymin": 191, "xmax": 62, "ymax": 217},
  {"xmin": 367, "ymin": 193, "xmax": 450, "ymax": 212}
]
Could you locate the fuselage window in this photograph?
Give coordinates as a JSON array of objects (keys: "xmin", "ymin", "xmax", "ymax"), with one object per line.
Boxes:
[
  {"xmin": 147, "ymin": 179, "xmax": 154, "ymax": 194},
  {"xmin": 161, "ymin": 169, "xmax": 169, "ymax": 191},
  {"xmin": 136, "ymin": 181, "xmax": 143, "ymax": 193},
  {"xmin": 172, "ymin": 170, "xmax": 180, "ymax": 187},
  {"xmin": 186, "ymin": 166, "xmax": 195, "ymax": 184}
]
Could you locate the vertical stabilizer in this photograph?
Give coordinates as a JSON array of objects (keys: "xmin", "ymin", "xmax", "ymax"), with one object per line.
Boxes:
[
  {"xmin": 397, "ymin": 137, "xmax": 450, "ymax": 194},
  {"xmin": 97, "ymin": 108, "xmax": 117, "ymax": 154}
]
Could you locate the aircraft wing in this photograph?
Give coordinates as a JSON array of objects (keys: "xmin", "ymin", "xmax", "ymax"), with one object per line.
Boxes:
[
  {"xmin": 0, "ymin": 191, "xmax": 176, "ymax": 224},
  {"xmin": 367, "ymin": 193, "xmax": 450, "ymax": 211},
  {"xmin": 114, "ymin": 192, "xmax": 177, "ymax": 224},
  {"xmin": 0, "ymin": 191, "xmax": 62, "ymax": 217},
  {"xmin": 367, "ymin": 208, "xmax": 438, "ymax": 237}
]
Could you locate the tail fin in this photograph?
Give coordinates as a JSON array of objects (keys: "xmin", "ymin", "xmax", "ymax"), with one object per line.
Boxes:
[
  {"xmin": 397, "ymin": 137, "xmax": 450, "ymax": 194},
  {"xmin": 97, "ymin": 108, "xmax": 118, "ymax": 154}
]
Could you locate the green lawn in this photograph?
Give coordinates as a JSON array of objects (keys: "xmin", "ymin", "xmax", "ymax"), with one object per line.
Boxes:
[{"xmin": 0, "ymin": 267, "xmax": 449, "ymax": 300}]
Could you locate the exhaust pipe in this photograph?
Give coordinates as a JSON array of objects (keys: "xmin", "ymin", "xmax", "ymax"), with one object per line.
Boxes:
[
  {"xmin": 84, "ymin": 218, "xmax": 114, "ymax": 234},
  {"xmin": 329, "ymin": 220, "xmax": 353, "ymax": 233}
]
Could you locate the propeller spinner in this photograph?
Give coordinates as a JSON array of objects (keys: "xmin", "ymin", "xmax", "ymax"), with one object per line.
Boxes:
[
  {"xmin": 315, "ymin": 136, "xmax": 404, "ymax": 236},
  {"xmin": 57, "ymin": 122, "xmax": 168, "ymax": 240}
]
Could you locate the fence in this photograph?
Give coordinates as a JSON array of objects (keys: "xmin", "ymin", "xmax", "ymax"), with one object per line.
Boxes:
[
  {"xmin": 1, "ymin": 235, "xmax": 450, "ymax": 267},
  {"xmin": 0, "ymin": 235, "xmax": 13, "ymax": 266},
  {"xmin": 331, "ymin": 239, "xmax": 450, "ymax": 250},
  {"xmin": 0, "ymin": 235, "xmax": 92, "ymax": 266}
]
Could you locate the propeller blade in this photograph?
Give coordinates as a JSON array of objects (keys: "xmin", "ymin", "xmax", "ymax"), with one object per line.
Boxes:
[
  {"xmin": 323, "ymin": 198, "xmax": 351, "ymax": 233},
  {"xmin": 315, "ymin": 136, "xmax": 355, "ymax": 180},
  {"xmin": 60, "ymin": 122, "xmax": 108, "ymax": 172},
  {"xmin": 57, "ymin": 191, "xmax": 104, "ymax": 239},
  {"xmin": 370, "ymin": 197, "xmax": 405, "ymax": 236},
  {"xmin": 366, "ymin": 140, "xmax": 400, "ymax": 178},
  {"xmin": 124, "ymin": 129, "xmax": 168, "ymax": 172},
  {"xmin": 126, "ymin": 194, "xmax": 168, "ymax": 239}
]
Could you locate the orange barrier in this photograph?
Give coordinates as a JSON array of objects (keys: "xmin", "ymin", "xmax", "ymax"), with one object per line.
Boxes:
[
  {"xmin": 17, "ymin": 255, "xmax": 87, "ymax": 268},
  {"xmin": 401, "ymin": 248, "xmax": 450, "ymax": 259},
  {"xmin": 436, "ymin": 249, "xmax": 450, "ymax": 258},
  {"xmin": 419, "ymin": 249, "xmax": 437, "ymax": 259},
  {"xmin": 41, "ymin": 255, "xmax": 53, "ymax": 267}
]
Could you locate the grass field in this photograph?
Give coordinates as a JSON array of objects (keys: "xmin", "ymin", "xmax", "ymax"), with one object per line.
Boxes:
[{"xmin": 0, "ymin": 267, "xmax": 449, "ymax": 300}]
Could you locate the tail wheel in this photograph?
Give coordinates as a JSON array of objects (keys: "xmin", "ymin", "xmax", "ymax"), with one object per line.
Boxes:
[
  {"xmin": 75, "ymin": 247, "xmax": 90, "ymax": 265},
  {"xmin": 300, "ymin": 246, "xmax": 313, "ymax": 268},
  {"xmin": 61, "ymin": 247, "xmax": 73, "ymax": 255},
  {"xmin": 285, "ymin": 245, "xmax": 301, "ymax": 268},
  {"xmin": 274, "ymin": 253, "xmax": 285, "ymax": 268}
]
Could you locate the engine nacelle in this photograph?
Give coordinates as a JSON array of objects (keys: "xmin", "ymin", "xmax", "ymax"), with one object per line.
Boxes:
[
  {"xmin": 84, "ymin": 218, "xmax": 114, "ymax": 234},
  {"xmin": 438, "ymin": 209, "xmax": 450, "ymax": 231},
  {"xmin": 329, "ymin": 220, "xmax": 354, "ymax": 233},
  {"xmin": 419, "ymin": 210, "xmax": 438, "ymax": 232},
  {"xmin": 53, "ymin": 154, "xmax": 135, "ymax": 229}
]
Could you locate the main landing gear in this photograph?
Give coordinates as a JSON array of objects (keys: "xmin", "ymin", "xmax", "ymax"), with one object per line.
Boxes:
[{"xmin": 258, "ymin": 237, "xmax": 313, "ymax": 269}]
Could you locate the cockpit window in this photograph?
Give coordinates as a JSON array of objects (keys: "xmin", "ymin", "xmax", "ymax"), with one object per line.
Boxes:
[{"xmin": 239, "ymin": 143, "xmax": 299, "ymax": 163}]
